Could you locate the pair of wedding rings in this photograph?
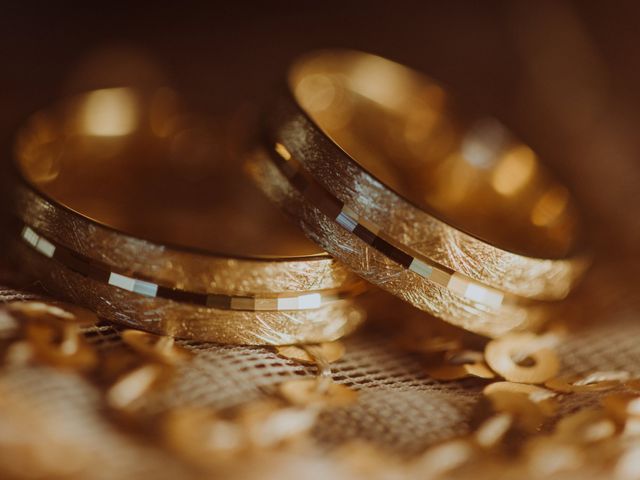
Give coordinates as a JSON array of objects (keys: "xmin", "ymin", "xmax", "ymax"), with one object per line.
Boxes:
[{"xmin": 6, "ymin": 50, "xmax": 590, "ymax": 344}]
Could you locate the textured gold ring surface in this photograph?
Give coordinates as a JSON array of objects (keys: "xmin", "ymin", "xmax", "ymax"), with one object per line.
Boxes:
[
  {"xmin": 9, "ymin": 87, "xmax": 365, "ymax": 344},
  {"xmin": 255, "ymin": 49, "xmax": 590, "ymax": 336}
]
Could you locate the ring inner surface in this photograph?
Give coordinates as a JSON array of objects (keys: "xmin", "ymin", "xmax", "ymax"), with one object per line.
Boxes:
[
  {"xmin": 290, "ymin": 51, "xmax": 581, "ymax": 259},
  {"xmin": 16, "ymin": 87, "xmax": 319, "ymax": 258}
]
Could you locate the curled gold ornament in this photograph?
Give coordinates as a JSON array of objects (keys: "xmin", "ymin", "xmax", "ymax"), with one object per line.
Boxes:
[{"xmin": 484, "ymin": 333, "xmax": 560, "ymax": 384}]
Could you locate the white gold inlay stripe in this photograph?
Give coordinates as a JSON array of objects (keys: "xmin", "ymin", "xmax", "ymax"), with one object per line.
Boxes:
[
  {"xmin": 22, "ymin": 226, "xmax": 39, "ymax": 246},
  {"xmin": 409, "ymin": 258, "xmax": 432, "ymax": 278},
  {"xmin": 336, "ymin": 207, "xmax": 358, "ymax": 232},
  {"xmin": 35, "ymin": 237, "xmax": 56, "ymax": 258},
  {"xmin": 133, "ymin": 280, "xmax": 159, "ymax": 298},
  {"xmin": 108, "ymin": 272, "xmax": 136, "ymax": 291},
  {"xmin": 22, "ymin": 226, "xmax": 56, "ymax": 258},
  {"xmin": 108, "ymin": 273, "xmax": 158, "ymax": 298}
]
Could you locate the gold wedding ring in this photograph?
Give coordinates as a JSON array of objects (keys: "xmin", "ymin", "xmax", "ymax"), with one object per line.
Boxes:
[
  {"xmin": 251, "ymin": 49, "xmax": 590, "ymax": 337},
  {"xmin": 9, "ymin": 87, "xmax": 364, "ymax": 344}
]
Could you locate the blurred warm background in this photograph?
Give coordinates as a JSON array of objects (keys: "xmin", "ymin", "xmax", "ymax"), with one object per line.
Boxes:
[
  {"xmin": 0, "ymin": 2, "xmax": 640, "ymax": 478},
  {"xmin": 2, "ymin": 1, "xmax": 640, "ymax": 252}
]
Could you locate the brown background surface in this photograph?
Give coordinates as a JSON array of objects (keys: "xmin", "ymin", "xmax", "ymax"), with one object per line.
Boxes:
[
  {"xmin": 2, "ymin": 0, "xmax": 640, "ymax": 247},
  {"xmin": 0, "ymin": 2, "xmax": 639, "ymax": 477},
  {"xmin": 2, "ymin": 0, "xmax": 639, "ymax": 322}
]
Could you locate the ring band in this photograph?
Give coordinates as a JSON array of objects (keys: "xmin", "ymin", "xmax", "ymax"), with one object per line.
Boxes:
[
  {"xmin": 254, "ymin": 50, "xmax": 590, "ymax": 336},
  {"xmin": 9, "ymin": 87, "xmax": 365, "ymax": 344},
  {"xmin": 248, "ymin": 147, "xmax": 547, "ymax": 338}
]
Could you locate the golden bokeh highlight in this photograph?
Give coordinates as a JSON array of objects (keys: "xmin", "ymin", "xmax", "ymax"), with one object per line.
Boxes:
[
  {"xmin": 491, "ymin": 145, "xmax": 537, "ymax": 196},
  {"xmin": 531, "ymin": 186, "xmax": 570, "ymax": 227},
  {"xmin": 81, "ymin": 88, "xmax": 139, "ymax": 137}
]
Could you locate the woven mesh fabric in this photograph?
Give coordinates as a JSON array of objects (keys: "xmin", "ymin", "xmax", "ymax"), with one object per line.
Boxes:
[
  {"xmin": 0, "ymin": 242, "xmax": 638, "ymax": 480},
  {"xmin": 85, "ymin": 309, "xmax": 482, "ymax": 453}
]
